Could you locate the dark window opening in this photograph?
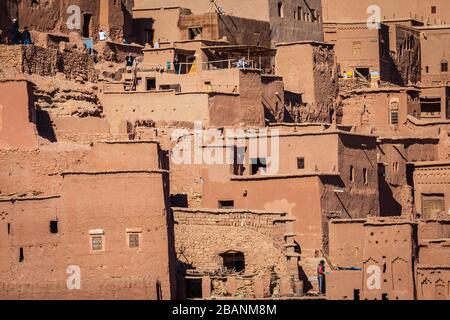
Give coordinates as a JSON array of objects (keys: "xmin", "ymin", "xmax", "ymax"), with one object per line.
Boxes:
[
  {"xmin": 50, "ymin": 220, "xmax": 58, "ymax": 234},
  {"xmin": 354, "ymin": 289, "xmax": 360, "ymax": 300},
  {"xmin": 185, "ymin": 278, "xmax": 203, "ymax": 299},
  {"xmin": 431, "ymin": 6, "xmax": 437, "ymax": 14},
  {"xmin": 159, "ymin": 84, "xmax": 181, "ymax": 92},
  {"xmin": 7, "ymin": 223, "xmax": 10, "ymax": 235},
  {"xmin": 189, "ymin": 27, "xmax": 202, "ymax": 40},
  {"xmin": 420, "ymin": 97, "xmax": 441, "ymax": 117},
  {"xmin": 144, "ymin": 29, "xmax": 154, "ymax": 45},
  {"xmin": 218, "ymin": 200, "xmax": 234, "ymax": 209},
  {"xmin": 355, "ymin": 68, "xmax": 370, "ymax": 80},
  {"xmin": 350, "ymin": 165, "xmax": 354, "ymax": 182},
  {"xmin": 146, "ymin": 78, "xmax": 156, "ymax": 91},
  {"xmin": 363, "ymin": 168, "xmax": 368, "ymax": 185},
  {"xmin": 378, "ymin": 164, "xmax": 386, "ymax": 178},
  {"xmin": 251, "ymin": 158, "xmax": 267, "ymax": 175},
  {"xmin": 221, "ymin": 251, "xmax": 245, "ymax": 272},
  {"xmin": 297, "ymin": 157, "xmax": 305, "ymax": 169},
  {"xmin": 277, "ymin": 3, "xmax": 284, "ymax": 18},
  {"xmin": 82, "ymin": 14, "xmax": 92, "ymax": 38},
  {"xmin": 425, "ymin": 66, "xmax": 429, "ymax": 73},
  {"xmin": 441, "ymin": 61, "xmax": 448, "ymax": 73},
  {"xmin": 128, "ymin": 233, "xmax": 140, "ymax": 248},
  {"xmin": 19, "ymin": 248, "xmax": 24, "ymax": 262}
]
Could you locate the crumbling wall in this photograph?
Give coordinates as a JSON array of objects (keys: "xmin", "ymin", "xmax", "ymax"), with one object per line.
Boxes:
[
  {"xmin": 173, "ymin": 208, "xmax": 297, "ymax": 298},
  {"xmin": 0, "ymin": 45, "xmax": 97, "ymax": 83}
]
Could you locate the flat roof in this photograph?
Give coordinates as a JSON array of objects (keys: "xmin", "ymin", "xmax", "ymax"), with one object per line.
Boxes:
[
  {"xmin": 202, "ymin": 44, "xmax": 276, "ymax": 56},
  {"xmin": 276, "ymin": 40, "xmax": 334, "ymax": 48},
  {"xmin": 172, "ymin": 207, "xmax": 287, "ymax": 215},
  {"xmin": 412, "ymin": 160, "xmax": 450, "ymax": 168},
  {"xmin": 230, "ymin": 172, "xmax": 341, "ymax": 181}
]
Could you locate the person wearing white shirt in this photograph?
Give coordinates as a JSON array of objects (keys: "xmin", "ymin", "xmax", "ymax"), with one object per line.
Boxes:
[{"xmin": 99, "ymin": 30, "xmax": 108, "ymax": 41}]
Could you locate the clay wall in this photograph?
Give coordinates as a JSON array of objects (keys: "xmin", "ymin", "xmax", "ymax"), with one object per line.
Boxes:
[
  {"xmin": 322, "ymin": 0, "xmax": 450, "ymax": 25},
  {"xmin": 341, "ymin": 88, "xmax": 421, "ymax": 135},
  {"xmin": 416, "ymin": 266, "xmax": 450, "ymax": 300},
  {"xmin": 413, "ymin": 161, "xmax": 450, "ymax": 219},
  {"xmin": 419, "ymin": 27, "xmax": 450, "ymax": 85},
  {"xmin": 328, "ymin": 219, "xmax": 365, "ymax": 267},
  {"xmin": 16, "ymin": 0, "xmax": 128, "ymax": 42},
  {"xmin": 419, "ymin": 86, "xmax": 450, "ymax": 120},
  {"xmin": 0, "ymin": 80, "xmax": 38, "ymax": 150}
]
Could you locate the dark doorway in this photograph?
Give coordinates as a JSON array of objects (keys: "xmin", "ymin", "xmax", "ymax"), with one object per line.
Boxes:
[
  {"xmin": 382, "ymin": 293, "xmax": 389, "ymax": 300},
  {"xmin": 221, "ymin": 251, "xmax": 245, "ymax": 272},
  {"xmin": 144, "ymin": 29, "xmax": 154, "ymax": 45},
  {"xmin": 354, "ymin": 289, "xmax": 360, "ymax": 300},
  {"xmin": 82, "ymin": 14, "xmax": 92, "ymax": 38},
  {"xmin": 146, "ymin": 78, "xmax": 156, "ymax": 91},
  {"xmin": 355, "ymin": 67, "xmax": 370, "ymax": 80},
  {"xmin": 185, "ymin": 278, "xmax": 203, "ymax": 299},
  {"xmin": 50, "ymin": 220, "xmax": 58, "ymax": 234}
]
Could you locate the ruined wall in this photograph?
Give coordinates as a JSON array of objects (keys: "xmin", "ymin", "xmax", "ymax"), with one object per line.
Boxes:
[
  {"xmin": 276, "ymin": 42, "xmax": 338, "ymax": 123},
  {"xmin": 173, "ymin": 208, "xmax": 297, "ymax": 298},
  {"xmin": 341, "ymin": 89, "xmax": 421, "ymax": 135},
  {"xmin": 0, "ymin": 44, "xmax": 97, "ymax": 83},
  {"xmin": 178, "ymin": 13, "xmax": 271, "ymax": 47},
  {"xmin": 392, "ymin": 25, "xmax": 421, "ymax": 85},
  {"xmin": 416, "ymin": 266, "xmax": 450, "ymax": 300},
  {"xmin": 16, "ymin": 0, "xmax": 127, "ymax": 42}
]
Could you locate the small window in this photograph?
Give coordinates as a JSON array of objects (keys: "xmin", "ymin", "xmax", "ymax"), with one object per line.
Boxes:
[
  {"xmin": 297, "ymin": 157, "xmax": 305, "ymax": 169},
  {"xmin": 146, "ymin": 78, "xmax": 156, "ymax": 91},
  {"xmin": 431, "ymin": 6, "xmax": 437, "ymax": 14},
  {"xmin": 277, "ymin": 2, "xmax": 284, "ymax": 18},
  {"xmin": 298, "ymin": 7, "xmax": 303, "ymax": 21},
  {"xmin": 188, "ymin": 27, "xmax": 202, "ymax": 40},
  {"xmin": 50, "ymin": 220, "xmax": 58, "ymax": 234},
  {"xmin": 19, "ymin": 248, "xmax": 24, "ymax": 262},
  {"xmin": 390, "ymin": 110, "xmax": 399, "ymax": 125},
  {"xmin": 128, "ymin": 233, "xmax": 140, "ymax": 248},
  {"xmin": 91, "ymin": 236, "xmax": 103, "ymax": 251},
  {"xmin": 425, "ymin": 66, "xmax": 429, "ymax": 73},
  {"xmin": 441, "ymin": 61, "xmax": 448, "ymax": 73},
  {"xmin": 350, "ymin": 166, "xmax": 355, "ymax": 182},
  {"xmin": 363, "ymin": 168, "xmax": 368, "ymax": 185},
  {"xmin": 7, "ymin": 223, "xmax": 10, "ymax": 235},
  {"xmin": 219, "ymin": 200, "xmax": 234, "ymax": 209}
]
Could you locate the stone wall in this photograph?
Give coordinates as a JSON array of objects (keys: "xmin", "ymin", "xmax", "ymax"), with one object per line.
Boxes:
[
  {"xmin": 173, "ymin": 208, "xmax": 299, "ymax": 298},
  {"xmin": 0, "ymin": 45, "xmax": 97, "ymax": 83}
]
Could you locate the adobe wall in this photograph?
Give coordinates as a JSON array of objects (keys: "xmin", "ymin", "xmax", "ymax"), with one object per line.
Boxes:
[
  {"xmin": 324, "ymin": 23, "xmax": 382, "ymax": 78},
  {"xmin": 413, "ymin": 162, "xmax": 450, "ymax": 218},
  {"xmin": 173, "ymin": 208, "xmax": 297, "ymax": 298},
  {"xmin": 416, "ymin": 266, "xmax": 450, "ymax": 300},
  {"xmin": 418, "ymin": 219, "xmax": 450, "ymax": 241},
  {"xmin": 58, "ymin": 170, "xmax": 174, "ymax": 299},
  {"xmin": 0, "ymin": 80, "xmax": 38, "ymax": 150},
  {"xmin": 16, "ymin": 0, "xmax": 127, "ymax": 42},
  {"xmin": 418, "ymin": 239, "xmax": 450, "ymax": 265},
  {"xmin": 361, "ymin": 219, "xmax": 416, "ymax": 300},
  {"xmin": 341, "ymin": 89, "xmax": 421, "ymax": 135},
  {"xmin": 322, "ymin": 0, "xmax": 450, "ymax": 25},
  {"xmin": 179, "ymin": 13, "xmax": 272, "ymax": 47},
  {"xmin": 100, "ymin": 91, "xmax": 211, "ymax": 134},
  {"xmin": 326, "ymin": 270, "xmax": 362, "ymax": 300},
  {"xmin": 328, "ymin": 219, "xmax": 365, "ymax": 267},
  {"xmin": 276, "ymin": 42, "xmax": 338, "ymax": 122},
  {"xmin": 420, "ymin": 27, "xmax": 450, "ymax": 85}
]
